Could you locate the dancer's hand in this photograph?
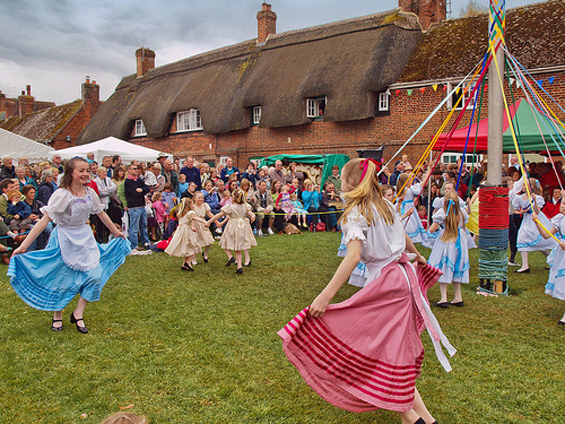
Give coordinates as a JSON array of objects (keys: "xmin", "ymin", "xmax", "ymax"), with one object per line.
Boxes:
[
  {"xmin": 415, "ymin": 253, "xmax": 427, "ymax": 266},
  {"xmin": 309, "ymin": 293, "xmax": 331, "ymax": 318},
  {"xmin": 560, "ymin": 242, "xmax": 565, "ymax": 251},
  {"xmin": 12, "ymin": 246, "xmax": 26, "ymax": 256},
  {"xmin": 113, "ymin": 231, "xmax": 126, "ymax": 239},
  {"xmin": 532, "ymin": 211, "xmax": 538, "ymax": 220}
]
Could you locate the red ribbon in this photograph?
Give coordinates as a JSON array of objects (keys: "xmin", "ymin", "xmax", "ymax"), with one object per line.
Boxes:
[{"xmin": 359, "ymin": 158, "xmax": 382, "ymax": 183}]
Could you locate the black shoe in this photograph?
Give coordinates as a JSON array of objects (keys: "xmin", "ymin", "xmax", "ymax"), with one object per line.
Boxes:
[
  {"xmin": 413, "ymin": 418, "xmax": 426, "ymax": 424},
  {"xmin": 225, "ymin": 257, "xmax": 235, "ymax": 267},
  {"xmin": 435, "ymin": 302, "xmax": 449, "ymax": 308},
  {"xmin": 513, "ymin": 268, "xmax": 530, "ymax": 273},
  {"xmin": 558, "ymin": 320, "xmax": 565, "ymax": 326},
  {"xmin": 70, "ymin": 312, "xmax": 88, "ymax": 334},
  {"xmin": 244, "ymin": 260, "xmax": 251, "ymax": 267},
  {"xmin": 236, "ymin": 268, "xmax": 243, "ymax": 274},
  {"xmin": 52, "ymin": 319, "xmax": 63, "ymax": 331},
  {"xmin": 203, "ymin": 253, "xmax": 208, "ymax": 263},
  {"xmin": 451, "ymin": 301, "xmax": 465, "ymax": 307},
  {"xmin": 181, "ymin": 263, "xmax": 194, "ymax": 271}
]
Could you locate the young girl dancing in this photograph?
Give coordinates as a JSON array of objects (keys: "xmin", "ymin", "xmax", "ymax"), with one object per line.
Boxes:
[
  {"xmin": 279, "ymin": 158, "xmax": 455, "ymax": 424},
  {"xmin": 427, "ymin": 191, "xmax": 471, "ymax": 308},
  {"xmin": 8, "ymin": 157, "xmax": 131, "ymax": 333},
  {"xmin": 207, "ymin": 189, "xmax": 256, "ymax": 274},
  {"xmin": 192, "ymin": 191, "xmax": 215, "ymax": 263},
  {"xmin": 396, "ymin": 170, "xmax": 431, "ymax": 245},
  {"xmin": 532, "ymin": 198, "xmax": 565, "ymax": 325},
  {"xmin": 165, "ymin": 197, "xmax": 207, "ymax": 271},
  {"xmin": 513, "ymin": 178, "xmax": 557, "ymax": 273}
]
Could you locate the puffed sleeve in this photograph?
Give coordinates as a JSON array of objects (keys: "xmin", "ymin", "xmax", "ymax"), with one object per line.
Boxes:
[
  {"xmin": 460, "ymin": 209, "xmax": 469, "ymax": 225},
  {"xmin": 87, "ymin": 187, "xmax": 104, "ymax": 215},
  {"xmin": 432, "ymin": 197, "xmax": 443, "ymax": 210},
  {"xmin": 221, "ymin": 204, "xmax": 233, "ymax": 216},
  {"xmin": 433, "ymin": 208, "xmax": 446, "ymax": 225},
  {"xmin": 536, "ymin": 195, "xmax": 546, "ymax": 208},
  {"xmin": 511, "ymin": 195, "xmax": 522, "ymax": 210},
  {"xmin": 204, "ymin": 203, "xmax": 211, "ymax": 213},
  {"xmin": 409, "ymin": 182, "xmax": 422, "ymax": 195},
  {"xmin": 550, "ymin": 213, "xmax": 564, "ymax": 228},
  {"xmin": 40, "ymin": 188, "xmax": 72, "ymax": 217},
  {"xmin": 341, "ymin": 207, "xmax": 369, "ymax": 245},
  {"xmin": 245, "ymin": 203, "xmax": 252, "ymax": 213}
]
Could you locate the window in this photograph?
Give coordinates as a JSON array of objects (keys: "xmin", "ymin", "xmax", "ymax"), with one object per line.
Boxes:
[
  {"xmin": 441, "ymin": 152, "xmax": 484, "ymax": 165},
  {"xmin": 378, "ymin": 92, "xmax": 390, "ymax": 112},
  {"xmin": 134, "ymin": 119, "xmax": 146, "ymax": 136},
  {"xmin": 306, "ymin": 97, "xmax": 325, "ymax": 119},
  {"xmin": 177, "ymin": 109, "xmax": 202, "ymax": 132},
  {"xmin": 252, "ymin": 106, "xmax": 262, "ymax": 125},
  {"xmin": 447, "ymin": 82, "xmax": 475, "ymax": 111}
]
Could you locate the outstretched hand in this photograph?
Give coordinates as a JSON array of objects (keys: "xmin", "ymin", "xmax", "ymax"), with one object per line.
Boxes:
[
  {"xmin": 309, "ymin": 293, "xmax": 331, "ymax": 318},
  {"xmin": 12, "ymin": 246, "xmax": 26, "ymax": 256}
]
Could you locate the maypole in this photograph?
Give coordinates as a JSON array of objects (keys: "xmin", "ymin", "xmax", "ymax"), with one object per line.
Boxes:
[{"xmin": 478, "ymin": 0, "xmax": 509, "ymax": 294}]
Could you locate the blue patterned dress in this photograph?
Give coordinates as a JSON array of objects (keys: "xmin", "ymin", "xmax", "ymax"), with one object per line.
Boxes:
[{"xmin": 546, "ymin": 214, "xmax": 565, "ymax": 301}]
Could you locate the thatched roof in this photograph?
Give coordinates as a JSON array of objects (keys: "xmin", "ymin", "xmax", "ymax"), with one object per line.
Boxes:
[
  {"xmin": 78, "ymin": 9, "xmax": 422, "ymax": 143},
  {"xmin": 399, "ymin": 0, "xmax": 565, "ymax": 82},
  {"xmin": 0, "ymin": 99, "xmax": 84, "ymax": 143}
]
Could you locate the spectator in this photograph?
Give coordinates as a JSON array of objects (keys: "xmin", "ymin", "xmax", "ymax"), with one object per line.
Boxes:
[
  {"xmin": 108, "ymin": 155, "xmax": 122, "ymax": 178},
  {"xmin": 162, "ymin": 159, "xmax": 179, "ymax": 195},
  {"xmin": 7, "ymin": 188, "xmax": 33, "ymax": 234},
  {"xmin": 51, "ymin": 154, "xmax": 64, "ymax": 173},
  {"xmin": 302, "ymin": 179, "xmax": 323, "ymax": 231},
  {"xmin": 285, "ymin": 162, "xmax": 304, "ymax": 191},
  {"xmin": 86, "ymin": 152, "xmax": 95, "ymax": 163},
  {"xmin": 0, "ymin": 178, "xmax": 18, "ymax": 223},
  {"xmin": 124, "ymin": 164, "xmax": 151, "ymax": 250},
  {"xmin": 251, "ymin": 180, "xmax": 275, "ymax": 236},
  {"xmin": 94, "ymin": 167, "xmax": 117, "ymax": 242},
  {"xmin": 543, "ymin": 188, "xmax": 563, "ymax": 219},
  {"xmin": 271, "ymin": 180, "xmax": 286, "ymax": 233},
  {"xmin": 200, "ymin": 163, "xmax": 211, "ymax": 187},
  {"xmin": 108, "ymin": 165, "xmax": 126, "ymax": 226},
  {"xmin": 320, "ymin": 181, "xmax": 339, "ymax": 231},
  {"xmin": 51, "ymin": 168, "xmax": 61, "ymax": 189},
  {"xmin": 241, "ymin": 162, "xmax": 260, "ymax": 189},
  {"xmin": 0, "ymin": 156, "xmax": 16, "ymax": 180},
  {"xmin": 209, "ymin": 167, "xmax": 219, "ymax": 183},
  {"xmin": 220, "ymin": 157, "xmax": 240, "ymax": 183},
  {"xmin": 89, "ymin": 161, "xmax": 99, "ymax": 180},
  {"xmin": 177, "ymin": 173, "xmax": 188, "ymax": 197},
  {"xmin": 227, "ymin": 178, "xmax": 239, "ymax": 193},
  {"xmin": 152, "ymin": 163, "xmax": 166, "ymax": 192},
  {"xmin": 36, "ymin": 170, "xmax": 55, "ymax": 206},
  {"xmin": 18, "ymin": 157, "xmax": 29, "ymax": 166},
  {"xmin": 101, "ymin": 156, "xmax": 112, "ymax": 176},
  {"xmin": 215, "ymin": 163, "xmax": 225, "ymax": 180},
  {"xmin": 180, "ymin": 157, "xmax": 202, "ymax": 190},
  {"xmin": 157, "ymin": 152, "xmax": 168, "ymax": 168},
  {"xmin": 21, "ymin": 184, "xmax": 51, "ymax": 250},
  {"xmin": 326, "ymin": 165, "xmax": 342, "ymax": 193},
  {"xmin": 257, "ymin": 167, "xmax": 271, "ymax": 189},
  {"xmin": 389, "ymin": 161, "xmax": 404, "ymax": 187},
  {"xmin": 181, "ymin": 182, "xmax": 198, "ymax": 199},
  {"xmin": 15, "ymin": 165, "xmax": 36, "ymax": 190},
  {"xmin": 240, "ymin": 178, "xmax": 256, "ymax": 205},
  {"xmin": 379, "ymin": 165, "xmax": 391, "ymax": 185},
  {"xmin": 268, "ymin": 160, "xmax": 285, "ymax": 185}
]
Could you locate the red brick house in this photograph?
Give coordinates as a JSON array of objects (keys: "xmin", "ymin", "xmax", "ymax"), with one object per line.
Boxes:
[
  {"xmin": 77, "ymin": 1, "xmax": 565, "ymax": 167},
  {"xmin": 1, "ymin": 78, "xmax": 102, "ymax": 150},
  {"xmin": 0, "ymin": 85, "xmax": 55, "ymax": 122}
]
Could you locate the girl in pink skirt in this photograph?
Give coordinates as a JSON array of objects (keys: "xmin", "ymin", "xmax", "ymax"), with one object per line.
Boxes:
[{"xmin": 278, "ymin": 158, "xmax": 455, "ymax": 424}]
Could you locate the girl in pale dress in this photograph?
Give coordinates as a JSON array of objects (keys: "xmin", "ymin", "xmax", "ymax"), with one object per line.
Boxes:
[
  {"xmin": 8, "ymin": 157, "xmax": 131, "ymax": 333},
  {"xmin": 532, "ymin": 198, "xmax": 565, "ymax": 325},
  {"xmin": 396, "ymin": 171, "xmax": 430, "ymax": 245},
  {"xmin": 192, "ymin": 192, "xmax": 215, "ymax": 263},
  {"xmin": 165, "ymin": 197, "xmax": 207, "ymax": 271},
  {"xmin": 207, "ymin": 189, "xmax": 256, "ymax": 274},
  {"xmin": 427, "ymin": 191, "xmax": 470, "ymax": 308},
  {"xmin": 279, "ymin": 158, "xmax": 455, "ymax": 424},
  {"xmin": 513, "ymin": 178, "xmax": 557, "ymax": 273}
]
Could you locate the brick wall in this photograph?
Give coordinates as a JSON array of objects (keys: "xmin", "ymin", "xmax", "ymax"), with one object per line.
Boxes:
[{"xmin": 127, "ymin": 70, "xmax": 565, "ymax": 169}]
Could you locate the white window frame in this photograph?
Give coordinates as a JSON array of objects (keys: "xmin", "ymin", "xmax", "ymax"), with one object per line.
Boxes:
[
  {"xmin": 306, "ymin": 97, "xmax": 326, "ymax": 119},
  {"xmin": 378, "ymin": 92, "xmax": 390, "ymax": 112},
  {"xmin": 252, "ymin": 106, "xmax": 262, "ymax": 125},
  {"xmin": 447, "ymin": 82, "xmax": 475, "ymax": 111},
  {"xmin": 176, "ymin": 109, "xmax": 203, "ymax": 132},
  {"xmin": 134, "ymin": 119, "xmax": 147, "ymax": 136},
  {"xmin": 441, "ymin": 152, "xmax": 484, "ymax": 165}
]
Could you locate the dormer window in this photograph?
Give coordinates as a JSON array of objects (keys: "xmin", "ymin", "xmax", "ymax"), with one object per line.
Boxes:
[
  {"xmin": 447, "ymin": 82, "xmax": 475, "ymax": 111},
  {"xmin": 134, "ymin": 119, "xmax": 147, "ymax": 136},
  {"xmin": 252, "ymin": 106, "xmax": 262, "ymax": 125},
  {"xmin": 306, "ymin": 97, "xmax": 325, "ymax": 119},
  {"xmin": 377, "ymin": 92, "xmax": 390, "ymax": 112},
  {"xmin": 177, "ymin": 109, "xmax": 203, "ymax": 132}
]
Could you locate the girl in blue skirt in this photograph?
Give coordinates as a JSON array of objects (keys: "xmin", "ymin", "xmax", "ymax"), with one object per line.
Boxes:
[{"xmin": 8, "ymin": 157, "xmax": 131, "ymax": 333}]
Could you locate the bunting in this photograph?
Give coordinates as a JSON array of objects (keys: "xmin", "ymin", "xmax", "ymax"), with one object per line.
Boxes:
[
  {"xmin": 432, "ymin": 84, "xmax": 438, "ymax": 92},
  {"xmin": 407, "ymin": 89, "xmax": 413, "ymax": 96},
  {"xmin": 419, "ymin": 87, "xmax": 426, "ymax": 94}
]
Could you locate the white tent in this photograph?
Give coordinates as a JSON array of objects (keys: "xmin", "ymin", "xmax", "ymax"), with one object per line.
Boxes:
[
  {"xmin": 49, "ymin": 137, "xmax": 173, "ymax": 164},
  {"xmin": 0, "ymin": 128, "xmax": 55, "ymax": 162}
]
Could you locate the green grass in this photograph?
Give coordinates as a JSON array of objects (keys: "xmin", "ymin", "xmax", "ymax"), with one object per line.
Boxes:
[{"xmin": 1, "ymin": 232, "xmax": 564, "ymax": 424}]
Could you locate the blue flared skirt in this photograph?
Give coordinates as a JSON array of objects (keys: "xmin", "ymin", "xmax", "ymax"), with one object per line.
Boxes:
[{"xmin": 7, "ymin": 227, "xmax": 131, "ymax": 311}]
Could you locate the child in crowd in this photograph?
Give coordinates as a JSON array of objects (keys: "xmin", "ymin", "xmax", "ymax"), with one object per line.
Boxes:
[
  {"xmin": 220, "ymin": 190, "xmax": 232, "ymax": 207},
  {"xmin": 177, "ymin": 174, "xmax": 188, "ymax": 198},
  {"xmin": 192, "ymin": 191, "xmax": 215, "ymax": 264},
  {"xmin": 418, "ymin": 205, "xmax": 428, "ymax": 229},
  {"xmin": 513, "ymin": 178, "xmax": 557, "ymax": 273},
  {"xmin": 207, "ymin": 189, "xmax": 256, "ymax": 274},
  {"xmin": 290, "ymin": 192, "xmax": 307, "ymax": 228},
  {"xmin": 162, "ymin": 183, "xmax": 178, "ymax": 215},
  {"xmin": 7, "ymin": 189, "xmax": 33, "ymax": 233},
  {"xmin": 278, "ymin": 184, "xmax": 297, "ymax": 222},
  {"xmin": 381, "ymin": 184, "xmax": 395, "ymax": 204},
  {"xmin": 427, "ymin": 191, "xmax": 471, "ymax": 308},
  {"xmin": 532, "ymin": 195, "xmax": 565, "ymax": 325},
  {"xmin": 152, "ymin": 191, "xmax": 166, "ymax": 236},
  {"xmin": 164, "ymin": 197, "xmax": 207, "ymax": 271}
]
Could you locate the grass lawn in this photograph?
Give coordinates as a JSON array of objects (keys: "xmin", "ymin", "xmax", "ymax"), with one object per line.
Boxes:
[{"xmin": 1, "ymin": 232, "xmax": 564, "ymax": 424}]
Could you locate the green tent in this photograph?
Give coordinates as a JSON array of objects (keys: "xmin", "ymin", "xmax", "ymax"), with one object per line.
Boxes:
[{"xmin": 259, "ymin": 154, "xmax": 349, "ymax": 187}]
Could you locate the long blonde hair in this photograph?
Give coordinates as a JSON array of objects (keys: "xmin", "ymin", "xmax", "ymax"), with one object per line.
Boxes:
[
  {"xmin": 176, "ymin": 197, "xmax": 194, "ymax": 218},
  {"xmin": 441, "ymin": 191, "xmax": 461, "ymax": 242},
  {"xmin": 340, "ymin": 158, "xmax": 395, "ymax": 226}
]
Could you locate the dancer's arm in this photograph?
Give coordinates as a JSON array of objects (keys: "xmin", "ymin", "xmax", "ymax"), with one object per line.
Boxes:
[
  {"xmin": 404, "ymin": 233, "xmax": 427, "ymax": 265},
  {"xmin": 12, "ymin": 214, "xmax": 51, "ymax": 255},
  {"xmin": 531, "ymin": 211, "xmax": 557, "ymax": 239},
  {"xmin": 309, "ymin": 239, "xmax": 362, "ymax": 318},
  {"xmin": 97, "ymin": 210, "xmax": 125, "ymax": 238},
  {"xmin": 206, "ymin": 211, "xmax": 225, "ymax": 226}
]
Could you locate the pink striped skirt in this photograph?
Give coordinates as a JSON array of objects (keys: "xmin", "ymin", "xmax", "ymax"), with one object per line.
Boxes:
[{"xmin": 278, "ymin": 260, "xmax": 428, "ymax": 413}]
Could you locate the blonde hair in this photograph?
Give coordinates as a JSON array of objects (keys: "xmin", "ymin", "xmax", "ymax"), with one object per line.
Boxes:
[
  {"xmin": 176, "ymin": 197, "xmax": 194, "ymax": 218},
  {"xmin": 340, "ymin": 158, "xmax": 395, "ymax": 226},
  {"xmin": 441, "ymin": 191, "xmax": 461, "ymax": 242},
  {"xmin": 232, "ymin": 188, "xmax": 245, "ymax": 205},
  {"xmin": 99, "ymin": 412, "xmax": 147, "ymax": 424},
  {"xmin": 528, "ymin": 178, "xmax": 542, "ymax": 195},
  {"xmin": 151, "ymin": 191, "xmax": 162, "ymax": 202}
]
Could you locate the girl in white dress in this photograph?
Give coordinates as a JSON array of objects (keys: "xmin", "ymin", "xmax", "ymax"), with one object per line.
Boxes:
[
  {"xmin": 533, "ymin": 199, "xmax": 565, "ymax": 325},
  {"xmin": 396, "ymin": 170, "xmax": 430, "ymax": 245},
  {"xmin": 427, "ymin": 191, "xmax": 470, "ymax": 307},
  {"xmin": 192, "ymin": 192, "xmax": 215, "ymax": 263},
  {"xmin": 513, "ymin": 178, "xmax": 557, "ymax": 273},
  {"xmin": 207, "ymin": 189, "xmax": 256, "ymax": 274},
  {"xmin": 165, "ymin": 198, "xmax": 207, "ymax": 271}
]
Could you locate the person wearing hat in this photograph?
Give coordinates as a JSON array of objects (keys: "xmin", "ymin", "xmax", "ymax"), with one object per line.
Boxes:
[{"xmin": 157, "ymin": 152, "xmax": 168, "ymax": 166}]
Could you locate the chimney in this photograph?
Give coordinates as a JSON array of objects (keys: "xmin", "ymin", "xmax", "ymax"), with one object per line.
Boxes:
[
  {"xmin": 257, "ymin": 2, "xmax": 277, "ymax": 43},
  {"xmin": 135, "ymin": 47, "xmax": 156, "ymax": 78},
  {"xmin": 399, "ymin": 0, "xmax": 446, "ymax": 30},
  {"xmin": 17, "ymin": 86, "xmax": 35, "ymax": 117},
  {"xmin": 81, "ymin": 77, "xmax": 100, "ymax": 104}
]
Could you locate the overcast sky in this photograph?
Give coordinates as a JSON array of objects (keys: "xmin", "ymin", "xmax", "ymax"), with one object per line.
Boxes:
[{"xmin": 0, "ymin": 0, "xmax": 536, "ymax": 105}]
